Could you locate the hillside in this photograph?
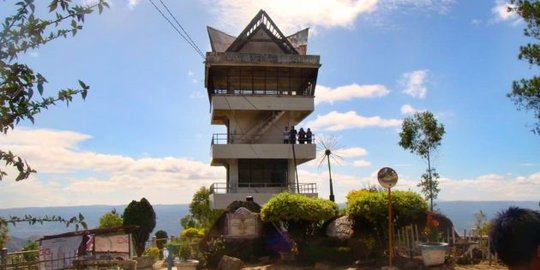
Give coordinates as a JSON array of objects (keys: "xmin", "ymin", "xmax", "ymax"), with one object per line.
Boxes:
[{"xmin": 1, "ymin": 201, "xmax": 538, "ymax": 251}]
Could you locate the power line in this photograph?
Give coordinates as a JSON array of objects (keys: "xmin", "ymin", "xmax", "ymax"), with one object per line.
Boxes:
[
  {"xmin": 148, "ymin": 0, "xmax": 205, "ymax": 59},
  {"xmin": 157, "ymin": 0, "xmax": 204, "ymax": 58}
]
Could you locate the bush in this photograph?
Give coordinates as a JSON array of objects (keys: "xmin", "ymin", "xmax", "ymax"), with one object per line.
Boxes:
[
  {"xmin": 155, "ymin": 230, "xmax": 168, "ymax": 250},
  {"xmin": 261, "ymin": 193, "xmax": 338, "ymax": 253},
  {"xmin": 143, "ymin": 247, "xmax": 160, "ymax": 261},
  {"xmin": 261, "ymin": 193, "xmax": 338, "ymax": 223},
  {"xmin": 345, "ymin": 189, "xmax": 427, "ymax": 260},
  {"xmin": 181, "ymin": 227, "xmax": 205, "ymax": 241},
  {"xmin": 346, "ymin": 189, "xmax": 427, "ymax": 228}
]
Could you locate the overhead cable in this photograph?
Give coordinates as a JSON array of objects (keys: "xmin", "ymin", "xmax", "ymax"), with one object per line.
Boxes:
[{"xmin": 148, "ymin": 0, "xmax": 205, "ymax": 59}]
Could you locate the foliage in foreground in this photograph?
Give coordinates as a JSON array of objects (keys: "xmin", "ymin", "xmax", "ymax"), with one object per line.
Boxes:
[
  {"xmin": 1, "ymin": 0, "xmax": 108, "ymax": 181},
  {"xmin": 508, "ymin": 0, "xmax": 540, "ymax": 134}
]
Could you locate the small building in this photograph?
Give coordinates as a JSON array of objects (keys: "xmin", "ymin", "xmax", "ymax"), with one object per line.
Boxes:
[{"xmin": 205, "ymin": 10, "xmax": 321, "ymax": 209}]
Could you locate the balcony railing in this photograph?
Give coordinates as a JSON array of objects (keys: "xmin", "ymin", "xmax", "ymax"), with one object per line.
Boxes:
[
  {"xmin": 211, "ymin": 133, "xmax": 316, "ymax": 145},
  {"xmin": 209, "ymin": 182, "xmax": 317, "ymax": 194}
]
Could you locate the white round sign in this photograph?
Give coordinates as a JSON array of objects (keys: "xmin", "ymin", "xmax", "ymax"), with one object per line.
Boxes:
[{"xmin": 377, "ymin": 167, "xmax": 398, "ymax": 189}]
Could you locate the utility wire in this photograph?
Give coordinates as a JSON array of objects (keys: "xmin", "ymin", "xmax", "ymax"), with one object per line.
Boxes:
[
  {"xmin": 148, "ymin": 0, "xmax": 205, "ymax": 59},
  {"xmin": 157, "ymin": 0, "xmax": 205, "ymax": 57}
]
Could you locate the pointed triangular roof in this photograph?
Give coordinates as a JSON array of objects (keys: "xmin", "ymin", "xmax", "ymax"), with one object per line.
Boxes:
[
  {"xmin": 207, "ymin": 26, "xmax": 236, "ymax": 53},
  {"xmin": 226, "ymin": 10, "xmax": 299, "ymax": 54}
]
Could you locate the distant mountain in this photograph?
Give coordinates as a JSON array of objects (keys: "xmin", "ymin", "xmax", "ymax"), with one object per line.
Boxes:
[
  {"xmin": 0, "ymin": 204, "xmax": 189, "ymax": 247},
  {"xmin": 437, "ymin": 200, "xmax": 539, "ymax": 232},
  {"xmin": 1, "ymin": 201, "xmax": 538, "ymax": 251},
  {"xmin": 6, "ymin": 235, "xmax": 28, "ymax": 251}
]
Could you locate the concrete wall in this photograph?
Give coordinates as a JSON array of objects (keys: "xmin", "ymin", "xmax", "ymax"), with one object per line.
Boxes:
[
  {"xmin": 211, "ymin": 144, "xmax": 315, "ymax": 164},
  {"xmin": 211, "ymin": 95, "xmax": 314, "ymax": 112},
  {"xmin": 210, "ymin": 192, "xmax": 318, "ymax": 209}
]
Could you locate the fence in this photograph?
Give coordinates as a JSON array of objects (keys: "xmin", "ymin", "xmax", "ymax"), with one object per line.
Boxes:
[
  {"xmin": 0, "ymin": 249, "xmax": 80, "ymax": 270},
  {"xmin": 395, "ymin": 225, "xmax": 496, "ymax": 264}
]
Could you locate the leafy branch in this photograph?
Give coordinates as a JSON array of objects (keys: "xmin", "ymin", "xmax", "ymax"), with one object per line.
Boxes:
[
  {"xmin": 0, "ymin": 0, "xmax": 108, "ymax": 181},
  {"xmin": 0, "ymin": 213, "xmax": 88, "ymax": 231}
]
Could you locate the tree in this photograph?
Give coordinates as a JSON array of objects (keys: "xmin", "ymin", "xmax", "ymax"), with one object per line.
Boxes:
[
  {"xmin": 180, "ymin": 186, "xmax": 223, "ymax": 229},
  {"xmin": 98, "ymin": 209, "xmax": 122, "ymax": 228},
  {"xmin": 399, "ymin": 111, "xmax": 445, "ymax": 211},
  {"xmin": 123, "ymin": 198, "xmax": 156, "ymax": 257},
  {"xmin": 0, "ymin": 0, "xmax": 109, "ymax": 181},
  {"xmin": 0, "ymin": 217, "xmax": 8, "ymax": 249},
  {"xmin": 508, "ymin": 0, "xmax": 540, "ymax": 134}
]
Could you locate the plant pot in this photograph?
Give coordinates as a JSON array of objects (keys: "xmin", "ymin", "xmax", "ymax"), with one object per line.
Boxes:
[
  {"xmin": 175, "ymin": 259, "xmax": 199, "ymax": 270},
  {"xmin": 419, "ymin": 242, "xmax": 448, "ymax": 267}
]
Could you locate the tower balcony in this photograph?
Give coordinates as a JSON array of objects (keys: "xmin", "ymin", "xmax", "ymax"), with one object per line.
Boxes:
[
  {"xmin": 210, "ymin": 133, "xmax": 316, "ymax": 166},
  {"xmin": 209, "ymin": 182, "xmax": 318, "ymax": 209}
]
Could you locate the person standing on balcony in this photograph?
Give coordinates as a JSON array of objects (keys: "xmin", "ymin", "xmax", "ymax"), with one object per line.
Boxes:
[
  {"xmin": 289, "ymin": 126, "xmax": 297, "ymax": 144},
  {"xmin": 306, "ymin": 128, "xmax": 313, "ymax": 144},
  {"xmin": 283, "ymin": 126, "xmax": 290, "ymax": 144},
  {"xmin": 298, "ymin": 128, "xmax": 306, "ymax": 144}
]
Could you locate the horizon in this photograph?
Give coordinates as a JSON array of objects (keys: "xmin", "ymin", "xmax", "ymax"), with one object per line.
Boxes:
[{"xmin": 0, "ymin": 0, "xmax": 539, "ymax": 208}]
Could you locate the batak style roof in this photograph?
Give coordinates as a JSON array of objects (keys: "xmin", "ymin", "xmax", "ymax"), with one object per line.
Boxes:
[{"xmin": 207, "ymin": 10, "xmax": 309, "ymax": 55}]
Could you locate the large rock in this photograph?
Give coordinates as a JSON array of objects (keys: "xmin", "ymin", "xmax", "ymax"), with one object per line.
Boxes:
[
  {"xmin": 217, "ymin": 255, "xmax": 244, "ymax": 270},
  {"xmin": 326, "ymin": 216, "xmax": 354, "ymax": 240}
]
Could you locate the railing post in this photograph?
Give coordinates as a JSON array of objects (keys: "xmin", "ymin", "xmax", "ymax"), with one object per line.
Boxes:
[{"xmin": 0, "ymin": 248, "xmax": 7, "ymax": 270}]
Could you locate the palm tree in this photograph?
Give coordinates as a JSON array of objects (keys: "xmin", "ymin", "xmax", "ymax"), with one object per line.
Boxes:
[{"xmin": 317, "ymin": 136, "xmax": 343, "ymax": 202}]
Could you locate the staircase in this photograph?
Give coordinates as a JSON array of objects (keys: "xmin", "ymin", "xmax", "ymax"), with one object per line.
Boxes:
[{"xmin": 238, "ymin": 111, "xmax": 285, "ymax": 143}]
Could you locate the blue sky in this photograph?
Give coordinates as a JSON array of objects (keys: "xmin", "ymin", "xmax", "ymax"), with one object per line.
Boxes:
[{"xmin": 0, "ymin": 0, "xmax": 539, "ymax": 208}]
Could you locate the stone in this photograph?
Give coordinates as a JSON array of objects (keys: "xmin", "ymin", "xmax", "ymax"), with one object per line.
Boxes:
[
  {"xmin": 326, "ymin": 216, "xmax": 354, "ymax": 240},
  {"xmin": 217, "ymin": 255, "xmax": 244, "ymax": 270}
]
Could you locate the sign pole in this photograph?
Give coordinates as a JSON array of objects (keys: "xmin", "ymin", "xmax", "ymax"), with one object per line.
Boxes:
[
  {"xmin": 388, "ymin": 187, "xmax": 392, "ymax": 269},
  {"xmin": 377, "ymin": 167, "xmax": 398, "ymax": 270}
]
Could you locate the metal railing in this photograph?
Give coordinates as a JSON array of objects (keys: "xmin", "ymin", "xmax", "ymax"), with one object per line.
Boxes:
[
  {"xmin": 211, "ymin": 133, "xmax": 315, "ymax": 145},
  {"xmin": 210, "ymin": 182, "xmax": 317, "ymax": 194}
]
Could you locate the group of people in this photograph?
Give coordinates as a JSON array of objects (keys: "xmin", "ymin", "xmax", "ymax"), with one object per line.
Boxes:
[{"xmin": 283, "ymin": 126, "xmax": 312, "ymax": 144}]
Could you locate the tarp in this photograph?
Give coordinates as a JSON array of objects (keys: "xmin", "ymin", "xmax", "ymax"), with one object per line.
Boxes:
[
  {"xmin": 94, "ymin": 234, "xmax": 130, "ymax": 253},
  {"xmin": 39, "ymin": 236, "xmax": 81, "ymax": 270}
]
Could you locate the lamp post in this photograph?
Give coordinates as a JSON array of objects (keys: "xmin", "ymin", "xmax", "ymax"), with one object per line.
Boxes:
[{"xmin": 378, "ymin": 167, "xmax": 398, "ymax": 270}]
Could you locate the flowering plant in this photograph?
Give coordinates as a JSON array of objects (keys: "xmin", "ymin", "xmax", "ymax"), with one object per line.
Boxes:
[{"xmin": 423, "ymin": 212, "xmax": 443, "ymax": 243}]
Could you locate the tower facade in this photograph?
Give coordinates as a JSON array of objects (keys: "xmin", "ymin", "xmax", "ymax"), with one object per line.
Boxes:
[{"xmin": 205, "ymin": 10, "xmax": 321, "ymax": 209}]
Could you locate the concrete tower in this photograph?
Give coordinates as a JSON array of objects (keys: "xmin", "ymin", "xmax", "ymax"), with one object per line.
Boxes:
[{"xmin": 205, "ymin": 10, "xmax": 321, "ymax": 209}]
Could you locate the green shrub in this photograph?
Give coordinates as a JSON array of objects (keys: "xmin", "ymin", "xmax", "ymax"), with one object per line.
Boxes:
[
  {"xmin": 143, "ymin": 247, "xmax": 160, "ymax": 261},
  {"xmin": 346, "ymin": 189, "xmax": 427, "ymax": 228},
  {"xmin": 261, "ymin": 193, "xmax": 338, "ymax": 223},
  {"xmin": 181, "ymin": 227, "xmax": 205, "ymax": 241},
  {"xmin": 261, "ymin": 193, "xmax": 338, "ymax": 253}
]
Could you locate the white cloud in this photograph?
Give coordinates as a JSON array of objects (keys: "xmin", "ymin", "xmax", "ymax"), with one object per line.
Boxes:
[
  {"xmin": 352, "ymin": 160, "xmax": 372, "ymax": 167},
  {"xmin": 307, "ymin": 111, "xmax": 402, "ymax": 131},
  {"xmin": 400, "ymin": 69, "xmax": 429, "ymax": 99},
  {"xmin": 0, "ymin": 128, "xmax": 224, "ymax": 207},
  {"xmin": 208, "ymin": 0, "xmax": 456, "ymax": 34},
  {"xmin": 338, "ymin": 147, "xmax": 368, "ymax": 158},
  {"xmin": 127, "ymin": 0, "xmax": 140, "ymax": 9},
  {"xmin": 207, "ymin": 0, "xmax": 379, "ymax": 34},
  {"xmin": 400, "ymin": 104, "xmax": 425, "ymax": 115},
  {"xmin": 491, "ymin": 1, "xmax": 519, "ymax": 23},
  {"xmin": 315, "ymin": 84, "xmax": 389, "ymax": 105}
]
